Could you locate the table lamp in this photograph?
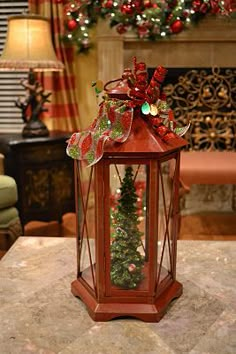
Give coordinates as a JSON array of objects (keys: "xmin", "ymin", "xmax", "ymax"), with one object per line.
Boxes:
[{"xmin": 0, "ymin": 14, "xmax": 64, "ymax": 138}]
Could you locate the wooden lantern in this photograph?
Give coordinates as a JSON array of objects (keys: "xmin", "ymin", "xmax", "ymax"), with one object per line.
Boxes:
[{"xmin": 71, "ymin": 114, "xmax": 187, "ymax": 322}]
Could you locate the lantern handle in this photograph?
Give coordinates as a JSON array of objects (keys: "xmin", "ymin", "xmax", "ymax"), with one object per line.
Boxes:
[
  {"xmin": 104, "ymin": 78, "xmax": 122, "ymax": 92},
  {"xmin": 104, "ymin": 68, "xmax": 133, "ymax": 96}
]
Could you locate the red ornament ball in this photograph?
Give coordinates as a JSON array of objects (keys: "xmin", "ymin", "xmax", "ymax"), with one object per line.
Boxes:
[
  {"xmin": 192, "ymin": 0, "xmax": 201, "ymax": 9},
  {"xmin": 102, "ymin": 0, "xmax": 113, "ymax": 8},
  {"xmin": 170, "ymin": 20, "xmax": 184, "ymax": 34},
  {"xmin": 144, "ymin": 0, "xmax": 152, "ymax": 8},
  {"xmin": 132, "ymin": 0, "xmax": 142, "ymax": 9},
  {"xmin": 128, "ymin": 264, "xmax": 137, "ymax": 273},
  {"xmin": 121, "ymin": 4, "xmax": 133, "ymax": 15},
  {"xmin": 67, "ymin": 19, "xmax": 77, "ymax": 31},
  {"xmin": 137, "ymin": 24, "xmax": 149, "ymax": 38},
  {"xmin": 116, "ymin": 23, "xmax": 128, "ymax": 34}
]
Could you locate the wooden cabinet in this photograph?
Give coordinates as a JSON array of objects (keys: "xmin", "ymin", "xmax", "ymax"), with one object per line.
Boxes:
[{"xmin": 0, "ymin": 131, "xmax": 75, "ymax": 227}]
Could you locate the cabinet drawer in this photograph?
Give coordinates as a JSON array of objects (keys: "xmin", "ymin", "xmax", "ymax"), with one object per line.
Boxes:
[{"xmin": 17, "ymin": 143, "xmax": 67, "ymax": 163}]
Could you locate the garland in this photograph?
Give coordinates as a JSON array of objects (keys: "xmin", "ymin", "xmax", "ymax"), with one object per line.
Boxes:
[{"xmin": 61, "ymin": 0, "xmax": 230, "ymax": 53}]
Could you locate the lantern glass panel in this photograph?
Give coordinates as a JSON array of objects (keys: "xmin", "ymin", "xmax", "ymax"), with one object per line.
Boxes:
[
  {"xmin": 109, "ymin": 163, "xmax": 149, "ymax": 291},
  {"xmin": 157, "ymin": 158, "xmax": 176, "ymax": 286},
  {"xmin": 76, "ymin": 162, "xmax": 96, "ymax": 292}
]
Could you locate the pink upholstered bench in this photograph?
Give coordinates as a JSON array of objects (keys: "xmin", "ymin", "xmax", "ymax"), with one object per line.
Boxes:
[
  {"xmin": 179, "ymin": 151, "xmax": 236, "ymax": 212},
  {"xmin": 180, "ymin": 151, "xmax": 236, "ymax": 186}
]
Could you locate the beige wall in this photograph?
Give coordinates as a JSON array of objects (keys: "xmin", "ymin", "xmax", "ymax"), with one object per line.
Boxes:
[{"xmin": 74, "ymin": 28, "xmax": 98, "ymax": 130}]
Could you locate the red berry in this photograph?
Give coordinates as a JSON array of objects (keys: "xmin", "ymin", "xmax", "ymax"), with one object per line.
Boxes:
[
  {"xmin": 163, "ymin": 132, "xmax": 176, "ymax": 141},
  {"xmin": 156, "ymin": 125, "xmax": 168, "ymax": 137},
  {"xmin": 151, "ymin": 117, "xmax": 162, "ymax": 127}
]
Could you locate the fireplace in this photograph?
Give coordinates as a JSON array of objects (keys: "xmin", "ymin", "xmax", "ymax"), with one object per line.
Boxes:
[
  {"xmin": 96, "ymin": 15, "xmax": 236, "ymax": 214},
  {"xmin": 96, "ymin": 16, "xmax": 236, "ymax": 153},
  {"xmin": 96, "ymin": 16, "xmax": 236, "ymax": 82}
]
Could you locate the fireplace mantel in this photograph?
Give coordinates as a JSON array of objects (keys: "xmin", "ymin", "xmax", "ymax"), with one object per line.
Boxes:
[{"xmin": 96, "ymin": 16, "xmax": 236, "ymax": 82}]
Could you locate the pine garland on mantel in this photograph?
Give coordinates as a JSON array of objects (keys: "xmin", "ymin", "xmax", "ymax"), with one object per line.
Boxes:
[{"xmin": 60, "ymin": 0, "xmax": 232, "ymax": 53}]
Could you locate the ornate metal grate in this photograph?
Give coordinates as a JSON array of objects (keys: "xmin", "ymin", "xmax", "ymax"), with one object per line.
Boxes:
[{"xmin": 161, "ymin": 68, "xmax": 236, "ymax": 151}]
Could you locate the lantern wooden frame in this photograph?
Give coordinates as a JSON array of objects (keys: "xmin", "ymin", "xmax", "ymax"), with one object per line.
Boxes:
[{"xmin": 71, "ymin": 117, "xmax": 187, "ymax": 322}]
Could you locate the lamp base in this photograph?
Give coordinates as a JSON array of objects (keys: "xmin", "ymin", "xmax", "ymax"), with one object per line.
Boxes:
[{"xmin": 22, "ymin": 119, "xmax": 49, "ymax": 138}]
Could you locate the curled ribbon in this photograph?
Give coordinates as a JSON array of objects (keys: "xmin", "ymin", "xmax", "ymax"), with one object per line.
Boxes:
[{"xmin": 66, "ymin": 99, "xmax": 133, "ymax": 167}]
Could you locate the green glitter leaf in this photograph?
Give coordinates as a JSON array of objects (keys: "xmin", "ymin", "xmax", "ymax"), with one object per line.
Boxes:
[
  {"xmin": 68, "ymin": 146, "xmax": 80, "ymax": 159},
  {"xmin": 86, "ymin": 151, "xmax": 95, "ymax": 165}
]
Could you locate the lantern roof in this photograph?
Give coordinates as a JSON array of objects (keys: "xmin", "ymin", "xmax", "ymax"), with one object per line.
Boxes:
[{"xmin": 103, "ymin": 116, "xmax": 187, "ymax": 158}]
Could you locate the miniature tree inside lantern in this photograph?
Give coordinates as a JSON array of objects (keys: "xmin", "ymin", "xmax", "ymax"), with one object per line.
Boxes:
[{"xmin": 110, "ymin": 166, "xmax": 144, "ymax": 289}]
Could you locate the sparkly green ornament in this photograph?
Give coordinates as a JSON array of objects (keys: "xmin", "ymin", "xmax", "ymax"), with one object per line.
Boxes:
[{"xmin": 141, "ymin": 102, "xmax": 150, "ymax": 115}]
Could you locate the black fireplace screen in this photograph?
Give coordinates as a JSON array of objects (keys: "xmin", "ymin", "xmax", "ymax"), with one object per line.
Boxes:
[{"xmin": 148, "ymin": 67, "xmax": 236, "ymax": 151}]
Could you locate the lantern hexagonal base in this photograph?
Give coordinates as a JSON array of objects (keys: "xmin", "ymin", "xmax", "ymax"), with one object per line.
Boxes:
[{"xmin": 71, "ymin": 279, "xmax": 183, "ymax": 322}]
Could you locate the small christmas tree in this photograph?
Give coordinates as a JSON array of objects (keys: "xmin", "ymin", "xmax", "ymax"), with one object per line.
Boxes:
[{"xmin": 110, "ymin": 166, "xmax": 144, "ymax": 289}]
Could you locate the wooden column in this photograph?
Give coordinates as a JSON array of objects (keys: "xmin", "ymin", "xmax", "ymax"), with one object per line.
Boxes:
[{"xmin": 96, "ymin": 20, "xmax": 124, "ymax": 83}]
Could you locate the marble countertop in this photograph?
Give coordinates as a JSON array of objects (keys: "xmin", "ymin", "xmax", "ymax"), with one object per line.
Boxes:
[{"xmin": 0, "ymin": 237, "xmax": 235, "ymax": 354}]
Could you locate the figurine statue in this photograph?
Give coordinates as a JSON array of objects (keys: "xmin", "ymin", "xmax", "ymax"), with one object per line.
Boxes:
[{"xmin": 15, "ymin": 70, "xmax": 51, "ymax": 137}]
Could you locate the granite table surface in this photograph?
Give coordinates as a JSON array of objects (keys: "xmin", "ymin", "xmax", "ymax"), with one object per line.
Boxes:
[{"xmin": 0, "ymin": 237, "xmax": 235, "ymax": 354}]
